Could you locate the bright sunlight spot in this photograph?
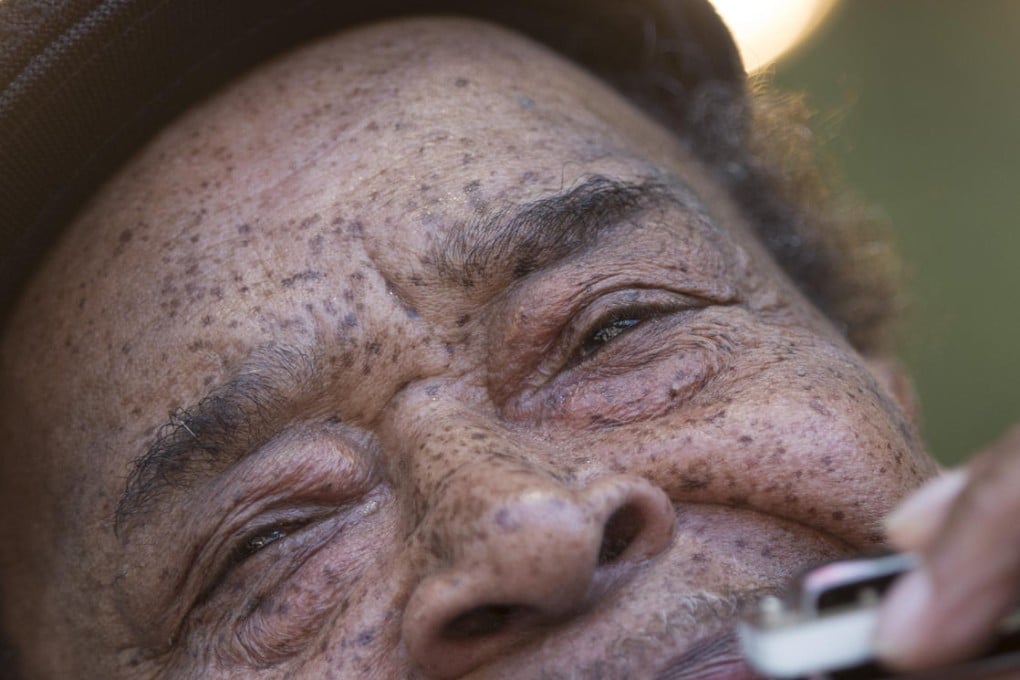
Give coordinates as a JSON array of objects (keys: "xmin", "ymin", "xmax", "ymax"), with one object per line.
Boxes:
[{"xmin": 711, "ymin": 0, "xmax": 839, "ymax": 72}]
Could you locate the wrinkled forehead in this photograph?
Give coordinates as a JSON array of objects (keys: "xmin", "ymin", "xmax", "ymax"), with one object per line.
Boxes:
[
  {"xmin": 100, "ymin": 25, "xmax": 620, "ymax": 232},
  {"xmin": 23, "ymin": 17, "xmax": 726, "ymax": 331},
  {"xmin": 2, "ymin": 16, "xmax": 765, "ymax": 449}
]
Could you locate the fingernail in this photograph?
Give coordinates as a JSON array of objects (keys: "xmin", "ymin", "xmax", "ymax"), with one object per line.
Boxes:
[
  {"xmin": 885, "ymin": 468, "xmax": 968, "ymax": 541},
  {"xmin": 875, "ymin": 568, "xmax": 932, "ymax": 664}
]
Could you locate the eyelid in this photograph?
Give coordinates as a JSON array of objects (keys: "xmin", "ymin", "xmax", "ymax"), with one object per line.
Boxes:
[
  {"xmin": 551, "ymin": 288, "xmax": 707, "ymax": 374},
  {"xmin": 180, "ymin": 429, "xmax": 377, "ymax": 603},
  {"xmin": 567, "ymin": 304, "xmax": 683, "ymax": 368},
  {"xmin": 196, "ymin": 506, "xmax": 335, "ymax": 607},
  {"xmin": 225, "ymin": 513, "xmax": 323, "ymax": 574}
]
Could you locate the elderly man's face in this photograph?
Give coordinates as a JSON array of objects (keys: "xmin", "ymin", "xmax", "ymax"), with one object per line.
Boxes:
[{"xmin": 0, "ymin": 17, "xmax": 936, "ymax": 680}]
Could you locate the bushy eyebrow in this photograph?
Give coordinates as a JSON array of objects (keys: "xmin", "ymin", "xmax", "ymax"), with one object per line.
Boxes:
[
  {"xmin": 433, "ymin": 175, "xmax": 693, "ymax": 287},
  {"xmin": 115, "ymin": 345, "xmax": 318, "ymax": 534}
]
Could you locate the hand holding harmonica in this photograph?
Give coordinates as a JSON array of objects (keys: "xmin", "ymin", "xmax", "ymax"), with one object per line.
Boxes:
[
  {"xmin": 879, "ymin": 426, "xmax": 1020, "ymax": 673},
  {"xmin": 739, "ymin": 552, "xmax": 1020, "ymax": 679},
  {"xmin": 741, "ymin": 425, "xmax": 1020, "ymax": 679}
]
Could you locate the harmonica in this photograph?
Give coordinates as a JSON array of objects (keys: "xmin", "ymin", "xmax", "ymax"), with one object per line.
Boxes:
[{"xmin": 738, "ymin": 552, "xmax": 1020, "ymax": 679}]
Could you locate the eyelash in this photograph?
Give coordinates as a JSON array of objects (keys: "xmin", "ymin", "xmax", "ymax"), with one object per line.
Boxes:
[
  {"xmin": 566, "ymin": 300, "xmax": 693, "ymax": 368},
  {"xmin": 570, "ymin": 310, "xmax": 655, "ymax": 365},
  {"xmin": 235, "ymin": 525, "xmax": 293, "ymax": 560},
  {"xmin": 216, "ymin": 518, "xmax": 316, "ymax": 583}
]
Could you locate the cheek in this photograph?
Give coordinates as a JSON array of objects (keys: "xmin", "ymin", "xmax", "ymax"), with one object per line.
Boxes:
[
  {"xmin": 231, "ymin": 575, "xmax": 401, "ymax": 673},
  {"xmin": 560, "ymin": 345, "xmax": 935, "ymax": 546}
]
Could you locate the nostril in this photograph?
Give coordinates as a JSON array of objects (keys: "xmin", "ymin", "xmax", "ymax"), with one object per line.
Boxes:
[
  {"xmin": 442, "ymin": 604, "xmax": 537, "ymax": 640},
  {"xmin": 597, "ymin": 502, "xmax": 643, "ymax": 566}
]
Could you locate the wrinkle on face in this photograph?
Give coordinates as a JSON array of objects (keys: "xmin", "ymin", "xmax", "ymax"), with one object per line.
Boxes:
[{"xmin": 0, "ymin": 16, "xmax": 937, "ymax": 680}]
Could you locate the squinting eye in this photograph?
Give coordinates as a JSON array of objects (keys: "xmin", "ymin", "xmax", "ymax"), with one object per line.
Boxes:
[
  {"xmin": 196, "ymin": 523, "xmax": 304, "ymax": 604},
  {"xmin": 581, "ymin": 318, "xmax": 641, "ymax": 355},
  {"xmin": 228, "ymin": 519, "xmax": 310, "ymax": 569},
  {"xmin": 576, "ymin": 316, "xmax": 644, "ymax": 361},
  {"xmin": 560, "ymin": 292, "xmax": 711, "ymax": 371},
  {"xmin": 240, "ymin": 528, "xmax": 288, "ymax": 558}
]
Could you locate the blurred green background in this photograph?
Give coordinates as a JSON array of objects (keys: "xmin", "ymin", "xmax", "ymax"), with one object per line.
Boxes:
[{"xmin": 772, "ymin": 1, "xmax": 1019, "ymax": 465}]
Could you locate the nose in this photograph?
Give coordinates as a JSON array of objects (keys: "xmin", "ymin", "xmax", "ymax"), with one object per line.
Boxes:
[{"xmin": 402, "ymin": 473, "xmax": 674, "ymax": 678}]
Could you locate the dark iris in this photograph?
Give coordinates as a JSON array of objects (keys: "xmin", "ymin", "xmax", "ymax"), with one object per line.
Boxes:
[{"xmin": 579, "ymin": 317, "xmax": 642, "ymax": 358}]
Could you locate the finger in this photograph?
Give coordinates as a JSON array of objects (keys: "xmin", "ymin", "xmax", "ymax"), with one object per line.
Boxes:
[
  {"xmin": 884, "ymin": 468, "xmax": 968, "ymax": 551},
  {"xmin": 876, "ymin": 425, "xmax": 1020, "ymax": 670}
]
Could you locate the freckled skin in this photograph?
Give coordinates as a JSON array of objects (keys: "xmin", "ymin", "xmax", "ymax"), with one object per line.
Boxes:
[{"xmin": 0, "ymin": 17, "xmax": 937, "ymax": 680}]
